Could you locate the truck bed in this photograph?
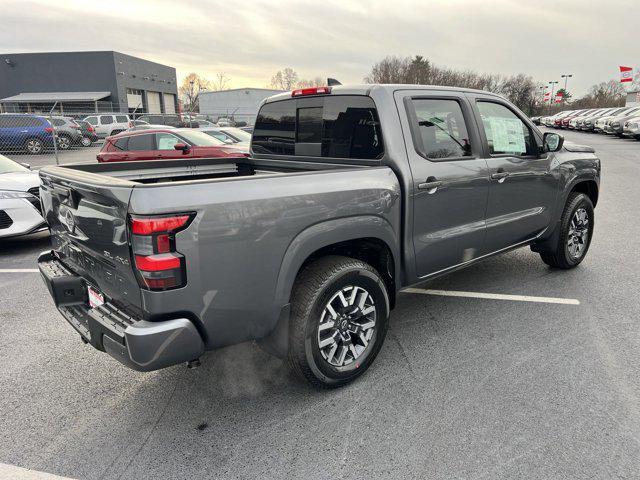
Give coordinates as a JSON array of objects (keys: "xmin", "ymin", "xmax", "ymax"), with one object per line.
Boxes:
[{"xmin": 51, "ymin": 156, "xmax": 358, "ymax": 185}]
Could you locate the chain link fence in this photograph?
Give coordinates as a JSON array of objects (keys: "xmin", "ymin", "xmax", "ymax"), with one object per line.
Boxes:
[{"xmin": 0, "ymin": 104, "xmax": 253, "ymax": 169}]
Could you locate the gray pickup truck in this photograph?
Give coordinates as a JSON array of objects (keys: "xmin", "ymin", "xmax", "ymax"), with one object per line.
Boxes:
[{"xmin": 38, "ymin": 84, "xmax": 600, "ymax": 388}]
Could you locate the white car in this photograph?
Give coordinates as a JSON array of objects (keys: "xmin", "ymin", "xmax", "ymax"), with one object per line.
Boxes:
[
  {"xmin": 0, "ymin": 154, "xmax": 45, "ymax": 238},
  {"xmin": 622, "ymin": 116, "xmax": 640, "ymax": 139},
  {"xmin": 82, "ymin": 114, "xmax": 132, "ymax": 138},
  {"xmin": 198, "ymin": 127, "xmax": 250, "ymax": 150}
]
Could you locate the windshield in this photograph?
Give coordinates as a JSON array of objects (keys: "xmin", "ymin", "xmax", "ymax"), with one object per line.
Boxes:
[
  {"xmin": 222, "ymin": 128, "xmax": 251, "ymax": 142},
  {"xmin": 177, "ymin": 130, "xmax": 225, "ymax": 146},
  {"xmin": 0, "ymin": 154, "xmax": 27, "ymax": 174}
]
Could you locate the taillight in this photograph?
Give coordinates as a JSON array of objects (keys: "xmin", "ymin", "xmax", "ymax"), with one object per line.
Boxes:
[
  {"xmin": 88, "ymin": 126, "xmax": 95, "ymax": 132},
  {"xmin": 129, "ymin": 213, "xmax": 194, "ymax": 291},
  {"xmin": 44, "ymin": 127, "xmax": 53, "ymax": 133},
  {"xmin": 291, "ymin": 86, "xmax": 331, "ymax": 97}
]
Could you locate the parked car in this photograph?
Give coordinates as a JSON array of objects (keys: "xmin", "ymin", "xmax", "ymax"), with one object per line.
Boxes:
[
  {"xmin": 0, "ymin": 154, "xmax": 45, "ymax": 238},
  {"xmin": 239, "ymin": 126, "xmax": 254, "ymax": 134},
  {"xmin": 622, "ymin": 116, "xmax": 640, "ymax": 139},
  {"xmin": 0, "ymin": 114, "xmax": 56, "ymax": 154},
  {"xmin": 530, "ymin": 116, "xmax": 542, "ymax": 125},
  {"xmin": 551, "ymin": 110, "xmax": 575, "ymax": 128},
  {"xmin": 127, "ymin": 124, "xmax": 177, "ymax": 132},
  {"xmin": 197, "ymin": 126, "xmax": 251, "ymax": 148},
  {"xmin": 560, "ymin": 109, "xmax": 587, "ymax": 129},
  {"xmin": 38, "ymin": 84, "xmax": 600, "ymax": 387},
  {"xmin": 604, "ymin": 107, "xmax": 640, "ymax": 136},
  {"xmin": 82, "ymin": 114, "xmax": 131, "ymax": 138},
  {"xmin": 49, "ymin": 116, "xmax": 84, "ymax": 150},
  {"xmin": 593, "ymin": 107, "xmax": 630, "ymax": 132},
  {"xmin": 136, "ymin": 114, "xmax": 183, "ymax": 128},
  {"xmin": 96, "ymin": 128, "xmax": 249, "ymax": 162},
  {"xmin": 577, "ymin": 108, "xmax": 612, "ymax": 131},
  {"xmin": 568, "ymin": 109, "xmax": 599, "ymax": 130},
  {"xmin": 74, "ymin": 120, "xmax": 99, "ymax": 146}
]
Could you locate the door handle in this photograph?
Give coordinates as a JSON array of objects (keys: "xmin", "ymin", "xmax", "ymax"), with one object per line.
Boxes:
[
  {"xmin": 418, "ymin": 177, "xmax": 442, "ymax": 193},
  {"xmin": 491, "ymin": 169, "xmax": 510, "ymax": 183}
]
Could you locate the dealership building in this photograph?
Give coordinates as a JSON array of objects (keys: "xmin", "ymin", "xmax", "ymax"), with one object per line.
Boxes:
[
  {"xmin": 0, "ymin": 51, "xmax": 178, "ymax": 114},
  {"xmin": 199, "ymin": 88, "xmax": 284, "ymax": 125}
]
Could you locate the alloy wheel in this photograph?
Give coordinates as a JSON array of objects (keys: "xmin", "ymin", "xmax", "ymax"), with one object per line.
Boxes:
[
  {"xmin": 317, "ymin": 285, "xmax": 376, "ymax": 367},
  {"xmin": 57, "ymin": 136, "xmax": 71, "ymax": 150},
  {"xmin": 567, "ymin": 207, "xmax": 589, "ymax": 259},
  {"xmin": 26, "ymin": 139, "xmax": 42, "ymax": 154}
]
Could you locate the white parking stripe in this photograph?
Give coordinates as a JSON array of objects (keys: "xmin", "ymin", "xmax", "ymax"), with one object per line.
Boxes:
[
  {"xmin": 0, "ymin": 463, "xmax": 77, "ymax": 479},
  {"xmin": 0, "ymin": 269, "xmax": 39, "ymax": 273},
  {"xmin": 402, "ymin": 288, "xmax": 580, "ymax": 305}
]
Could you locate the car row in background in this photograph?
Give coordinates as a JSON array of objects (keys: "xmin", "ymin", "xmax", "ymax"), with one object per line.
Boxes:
[
  {"xmin": 0, "ymin": 113, "xmax": 98, "ymax": 154},
  {"xmin": 536, "ymin": 106, "xmax": 640, "ymax": 139},
  {"xmin": 0, "ymin": 153, "xmax": 45, "ymax": 238}
]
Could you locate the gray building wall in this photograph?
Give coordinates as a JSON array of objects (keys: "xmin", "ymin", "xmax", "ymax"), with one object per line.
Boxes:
[{"xmin": 0, "ymin": 51, "xmax": 177, "ymax": 113}]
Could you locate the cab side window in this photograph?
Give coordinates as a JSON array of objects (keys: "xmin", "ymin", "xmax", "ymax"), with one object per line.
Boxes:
[
  {"xmin": 477, "ymin": 102, "xmax": 536, "ymax": 156},
  {"xmin": 410, "ymin": 98, "xmax": 472, "ymax": 159},
  {"xmin": 156, "ymin": 133, "xmax": 181, "ymax": 150}
]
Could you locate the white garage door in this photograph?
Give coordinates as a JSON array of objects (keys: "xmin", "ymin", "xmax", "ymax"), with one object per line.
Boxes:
[
  {"xmin": 164, "ymin": 94, "xmax": 176, "ymax": 114},
  {"xmin": 147, "ymin": 91, "xmax": 161, "ymax": 114}
]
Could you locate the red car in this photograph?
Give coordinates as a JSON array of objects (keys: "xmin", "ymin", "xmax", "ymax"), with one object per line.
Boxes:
[{"xmin": 96, "ymin": 128, "xmax": 249, "ymax": 162}]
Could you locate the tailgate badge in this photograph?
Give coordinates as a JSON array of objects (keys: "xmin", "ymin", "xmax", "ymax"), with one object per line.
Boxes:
[{"xmin": 61, "ymin": 209, "xmax": 76, "ymax": 235}]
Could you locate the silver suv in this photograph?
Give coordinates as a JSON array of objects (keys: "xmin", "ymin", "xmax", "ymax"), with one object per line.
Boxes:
[{"xmin": 49, "ymin": 116, "xmax": 83, "ymax": 150}]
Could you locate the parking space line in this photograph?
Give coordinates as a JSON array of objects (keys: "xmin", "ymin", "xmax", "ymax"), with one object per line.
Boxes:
[
  {"xmin": 402, "ymin": 288, "xmax": 580, "ymax": 305},
  {"xmin": 0, "ymin": 463, "xmax": 77, "ymax": 479},
  {"xmin": 0, "ymin": 268, "xmax": 39, "ymax": 273}
]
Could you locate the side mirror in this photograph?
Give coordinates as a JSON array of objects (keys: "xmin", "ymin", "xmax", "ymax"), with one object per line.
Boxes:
[
  {"xmin": 543, "ymin": 132, "xmax": 564, "ymax": 152},
  {"xmin": 20, "ymin": 162, "xmax": 31, "ymax": 170},
  {"xmin": 173, "ymin": 143, "xmax": 190, "ymax": 152}
]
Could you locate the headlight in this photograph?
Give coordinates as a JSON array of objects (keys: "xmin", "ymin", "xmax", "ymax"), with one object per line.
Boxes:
[{"xmin": 0, "ymin": 190, "xmax": 35, "ymax": 200}]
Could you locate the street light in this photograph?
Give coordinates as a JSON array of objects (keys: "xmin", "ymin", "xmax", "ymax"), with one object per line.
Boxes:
[
  {"xmin": 560, "ymin": 74, "xmax": 573, "ymax": 104},
  {"xmin": 549, "ymin": 81, "xmax": 559, "ymax": 105}
]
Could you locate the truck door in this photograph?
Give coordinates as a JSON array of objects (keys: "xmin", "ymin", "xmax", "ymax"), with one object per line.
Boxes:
[
  {"xmin": 396, "ymin": 92, "xmax": 490, "ymax": 277},
  {"xmin": 469, "ymin": 96, "xmax": 558, "ymax": 254}
]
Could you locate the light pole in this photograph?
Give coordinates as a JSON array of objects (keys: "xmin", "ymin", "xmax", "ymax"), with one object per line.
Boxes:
[
  {"xmin": 189, "ymin": 80, "xmax": 194, "ymax": 127},
  {"xmin": 549, "ymin": 81, "xmax": 559, "ymax": 106},
  {"xmin": 561, "ymin": 74, "xmax": 573, "ymax": 104}
]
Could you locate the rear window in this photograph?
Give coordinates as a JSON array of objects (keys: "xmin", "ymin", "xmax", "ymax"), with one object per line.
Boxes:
[
  {"xmin": 127, "ymin": 134, "xmax": 154, "ymax": 151},
  {"xmin": 252, "ymin": 95, "xmax": 384, "ymax": 160},
  {"xmin": 116, "ymin": 115, "xmax": 128, "ymax": 123}
]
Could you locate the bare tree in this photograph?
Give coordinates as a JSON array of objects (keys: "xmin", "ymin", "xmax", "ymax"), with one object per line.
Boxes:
[
  {"xmin": 179, "ymin": 73, "xmax": 212, "ymax": 112},
  {"xmin": 211, "ymin": 73, "xmax": 230, "ymax": 91},
  {"xmin": 296, "ymin": 76, "xmax": 325, "ymax": 88},
  {"xmin": 270, "ymin": 68, "xmax": 299, "ymax": 90}
]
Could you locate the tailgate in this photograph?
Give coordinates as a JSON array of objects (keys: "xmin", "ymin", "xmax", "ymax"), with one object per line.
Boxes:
[{"xmin": 39, "ymin": 170, "xmax": 141, "ymax": 311}]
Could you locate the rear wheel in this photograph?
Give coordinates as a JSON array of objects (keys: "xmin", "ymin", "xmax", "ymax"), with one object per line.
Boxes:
[
  {"xmin": 24, "ymin": 137, "xmax": 43, "ymax": 154},
  {"xmin": 81, "ymin": 136, "xmax": 92, "ymax": 147},
  {"xmin": 288, "ymin": 256, "xmax": 390, "ymax": 388},
  {"xmin": 57, "ymin": 135, "xmax": 71, "ymax": 150},
  {"xmin": 540, "ymin": 193, "xmax": 594, "ymax": 269}
]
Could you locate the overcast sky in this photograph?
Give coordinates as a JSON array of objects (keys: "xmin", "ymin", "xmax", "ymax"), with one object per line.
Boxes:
[{"xmin": 2, "ymin": 0, "xmax": 638, "ymax": 96}]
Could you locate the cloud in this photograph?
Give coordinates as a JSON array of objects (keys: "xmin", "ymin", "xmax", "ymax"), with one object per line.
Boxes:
[{"xmin": 1, "ymin": 0, "xmax": 638, "ymax": 95}]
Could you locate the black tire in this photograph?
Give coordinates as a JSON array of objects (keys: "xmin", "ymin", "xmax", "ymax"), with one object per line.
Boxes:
[
  {"xmin": 24, "ymin": 137, "xmax": 44, "ymax": 154},
  {"xmin": 57, "ymin": 134, "xmax": 71, "ymax": 150},
  {"xmin": 288, "ymin": 255, "xmax": 390, "ymax": 388},
  {"xmin": 81, "ymin": 136, "xmax": 92, "ymax": 147},
  {"xmin": 540, "ymin": 193, "xmax": 594, "ymax": 269}
]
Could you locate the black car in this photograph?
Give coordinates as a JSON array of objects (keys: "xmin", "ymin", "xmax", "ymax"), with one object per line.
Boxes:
[{"xmin": 75, "ymin": 120, "xmax": 99, "ymax": 147}]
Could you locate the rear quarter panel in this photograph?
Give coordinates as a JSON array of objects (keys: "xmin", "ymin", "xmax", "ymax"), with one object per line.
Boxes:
[{"xmin": 128, "ymin": 167, "xmax": 401, "ymax": 349}]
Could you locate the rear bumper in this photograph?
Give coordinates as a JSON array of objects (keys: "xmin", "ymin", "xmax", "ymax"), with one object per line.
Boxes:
[{"xmin": 38, "ymin": 251, "xmax": 205, "ymax": 372}]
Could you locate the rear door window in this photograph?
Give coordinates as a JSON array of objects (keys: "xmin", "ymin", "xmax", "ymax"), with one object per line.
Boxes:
[
  {"xmin": 408, "ymin": 98, "xmax": 472, "ymax": 159},
  {"xmin": 127, "ymin": 134, "xmax": 155, "ymax": 151},
  {"xmin": 252, "ymin": 95, "xmax": 383, "ymax": 160},
  {"xmin": 100, "ymin": 115, "xmax": 114, "ymax": 125}
]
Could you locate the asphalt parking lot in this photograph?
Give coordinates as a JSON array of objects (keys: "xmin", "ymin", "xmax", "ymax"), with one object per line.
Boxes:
[{"xmin": 1, "ymin": 128, "xmax": 640, "ymax": 479}]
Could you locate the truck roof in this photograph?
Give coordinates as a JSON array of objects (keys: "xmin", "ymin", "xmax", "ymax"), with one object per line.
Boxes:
[{"xmin": 263, "ymin": 84, "xmax": 505, "ymax": 103}]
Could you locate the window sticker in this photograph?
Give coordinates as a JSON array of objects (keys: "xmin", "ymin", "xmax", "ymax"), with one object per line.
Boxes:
[{"xmin": 488, "ymin": 117, "xmax": 526, "ymax": 154}]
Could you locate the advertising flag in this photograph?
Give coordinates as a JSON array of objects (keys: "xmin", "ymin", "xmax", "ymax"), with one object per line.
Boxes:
[{"xmin": 620, "ymin": 66, "xmax": 633, "ymax": 83}]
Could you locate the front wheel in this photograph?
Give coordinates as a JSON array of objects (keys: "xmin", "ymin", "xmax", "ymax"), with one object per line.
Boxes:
[
  {"xmin": 288, "ymin": 256, "xmax": 390, "ymax": 388},
  {"xmin": 540, "ymin": 192, "xmax": 594, "ymax": 269}
]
